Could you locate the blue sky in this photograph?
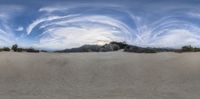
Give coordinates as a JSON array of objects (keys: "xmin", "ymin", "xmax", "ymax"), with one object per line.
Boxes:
[{"xmin": 1, "ymin": 0, "xmax": 200, "ymax": 50}]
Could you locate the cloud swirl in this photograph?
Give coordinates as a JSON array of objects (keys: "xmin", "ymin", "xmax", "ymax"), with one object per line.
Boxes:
[
  {"xmin": 1, "ymin": 4, "xmax": 200, "ymax": 50},
  {"xmin": 28, "ymin": 6, "xmax": 137, "ymax": 50}
]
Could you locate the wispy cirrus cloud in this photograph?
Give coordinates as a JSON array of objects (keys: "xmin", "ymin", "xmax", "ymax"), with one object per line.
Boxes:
[
  {"xmin": 0, "ymin": 5, "xmax": 24, "ymax": 47},
  {"xmin": 27, "ymin": 5, "xmax": 136, "ymax": 50},
  {"xmin": 16, "ymin": 26, "xmax": 24, "ymax": 31},
  {"xmin": 25, "ymin": 4, "xmax": 200, "ymax": 50},
  {"xmin": 39, "ymin": 6, "xmax": 68, "ymax": 13},
  {"xmin": 0, "ymin": 5, "xmax": 24, "ymax": 20},
  {"xmin": 2, "ymin": 1, "xmax": 200, "ymax": 50},
  {"xmin": 26, "ymin": 16, "xmax": 68, "ymax": 34}
]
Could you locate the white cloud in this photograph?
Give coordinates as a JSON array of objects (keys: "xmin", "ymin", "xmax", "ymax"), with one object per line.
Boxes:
[
  {"xmin": 16, "ymin": 26, "xmax": 24, "ymax": 31},
  {"xmin": 34, "ymin": 27, "xmax": 118, "ymax": 49},
  {"xmin": 33, "ymin": 16, "xmax": 132, "ymax": 50},
  {"xmin": 0, "ymin": 26, "xmax": 15, "ymax": 47},
  {"xmin": 26, "ymin": 15, "xmax": 78, "ymax": 34},
  {"xmin": 38, "ymin": 4, "xmax": 121, "ymax": 13},
  {"xmin": 39, "ymin": 6, "xmax": 68, "ymax": 13},
  {"xmin": 30, "ymin": 5, "xmax": 200, "ymax": 50},
  {"xmin": 187, "ymin": 12, "xmax": 200, "ymax": 19},
  {"xmin": 0, "ymin": 5, "xmax": 24, "ymax": 20},
  {"xmin": 29, "ymin": 8, "xmax": 136, "ymax": 50},
  {"xmin": 149, "ymin": 29, "xmax": 200, "ymax": 48},
  {"xmin": 0, "ymin": 13, "xmax": 8, "ymax": 19},
  {"xmin": 0, "ymin": 5, "xmax": 24, "ymax": 47}
]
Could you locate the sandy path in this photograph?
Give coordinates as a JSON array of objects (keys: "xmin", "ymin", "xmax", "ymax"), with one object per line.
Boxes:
[{"xmin": 0, "ymin": 52, "xmax": 200, "ymax": 99}]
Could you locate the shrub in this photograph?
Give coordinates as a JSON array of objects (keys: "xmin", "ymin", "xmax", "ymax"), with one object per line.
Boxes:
[
  {"xmin": 40, "ymin": 50, "xmax": 48, "ymax": 52},
  {"xmin": 26, "ymin": 48, "xmax": 39, "ymax": 53}
]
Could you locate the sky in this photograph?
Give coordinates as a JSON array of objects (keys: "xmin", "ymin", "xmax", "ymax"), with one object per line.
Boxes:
[{"xmin": 1, "ymin": 0, "xmax": 200, "ymax": 50}]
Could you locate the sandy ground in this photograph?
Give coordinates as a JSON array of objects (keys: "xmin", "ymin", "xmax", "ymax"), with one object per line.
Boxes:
[{"xmin": 0, "ymin": 52, "xmax": 200, "ymax": 99}]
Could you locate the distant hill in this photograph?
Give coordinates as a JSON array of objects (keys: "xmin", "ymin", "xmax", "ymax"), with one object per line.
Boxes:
[
  {"xmin": 56, "ymin": 41, "xmax": 180, "ymax": 53},
  {"xmin": 0, "ymin": 42, "xmax": 199, "ymax": 53}
]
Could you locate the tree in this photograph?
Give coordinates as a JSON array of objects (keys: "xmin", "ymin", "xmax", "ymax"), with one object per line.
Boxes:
[
  {"xmin": 2, "ymin": 47, "xmax": 10, "ymax": 51},
  {"xmin": 12, "ymin": 44, "xmax": 18, "ymax": 52},
  {"xmin": 17, "ymin": 48, "xmax": 23, "ymax": 52},
  {"xmin": 182, "ymin": 45, "xmax": 193, "ymax": 52}
]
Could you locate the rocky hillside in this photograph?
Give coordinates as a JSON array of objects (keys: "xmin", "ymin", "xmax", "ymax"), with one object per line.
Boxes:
[{"xmin": 56, "ymin": 42, "xmax": 179, "ymax": 53}]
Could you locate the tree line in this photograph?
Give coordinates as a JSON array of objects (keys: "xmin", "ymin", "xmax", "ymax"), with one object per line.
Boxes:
[
  {"xmin": 0, "ymin": 44, "xmax": 41, "ymax": 53},
  {"xmin": 56, "ymin": 42, "xmax": 200, "ymax": 53},
  {"xmin": 0, "ymin": 43, "xmax": 200, "ymax": 53}
]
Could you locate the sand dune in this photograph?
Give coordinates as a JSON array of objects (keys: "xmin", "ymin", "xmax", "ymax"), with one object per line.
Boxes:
[{"xmin": 0, "ymin": 52, "xmax": 200, "ymax": 99}]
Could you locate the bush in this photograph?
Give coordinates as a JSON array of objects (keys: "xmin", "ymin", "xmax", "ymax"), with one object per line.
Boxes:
[
  {"xmin": 26, "ymin": 48, "xmax": 39, "ymax": 53},
  {"xmin": 40, "ymin": 50, "xmax": 48, "ymax": 52}
]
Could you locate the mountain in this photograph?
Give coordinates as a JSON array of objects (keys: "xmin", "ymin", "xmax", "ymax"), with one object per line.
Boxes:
[{"xmin": 56, "ymin": 42, "xmax": 180, "ymax": 53}]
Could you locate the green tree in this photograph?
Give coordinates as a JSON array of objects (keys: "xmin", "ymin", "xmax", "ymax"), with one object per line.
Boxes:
[
  {"xmin": 182, "ymin": 45, "xmax": 193, "ymax": 52},
  {"xmin": 2, "ymin": 47, "xmax": 10, "ymax": 51},
  {"xmin": 12, "ymin": 44, "xmax": 18, "ymax": 52}
]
